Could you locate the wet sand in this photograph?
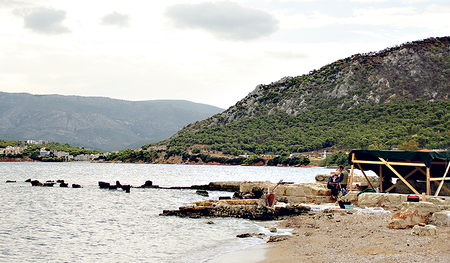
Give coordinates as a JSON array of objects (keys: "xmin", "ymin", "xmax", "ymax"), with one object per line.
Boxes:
[{"xmin": 207, "ymin": 243, "xmax": 269, "ymax": 263}]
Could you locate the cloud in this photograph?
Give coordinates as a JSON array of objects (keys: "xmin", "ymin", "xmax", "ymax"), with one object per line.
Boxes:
[
  {"xmin": 264, "ymin": 50, "xmax": 308, "ymax": 60},
  {"xmin": 100, "ymin": 11, "xmax": 131, "ymax": 28},
  {"xmin": 164, "ymin": 1, "xmax": 279, "ymax": 41},
  {"xmin": 19, "ymin": 6, "xmax": 70, "ymax": 35}
]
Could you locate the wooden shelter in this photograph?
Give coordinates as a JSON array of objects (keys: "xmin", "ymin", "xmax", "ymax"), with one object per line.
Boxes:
[{"xmin": 349, "ymin": 150, "xmax": 450, "ymax": 196}]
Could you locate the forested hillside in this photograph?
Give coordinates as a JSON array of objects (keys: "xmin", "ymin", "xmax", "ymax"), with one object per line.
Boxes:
[{"xmin": 157, "ymin": 37, "xmax": 450, "ymax": 156}]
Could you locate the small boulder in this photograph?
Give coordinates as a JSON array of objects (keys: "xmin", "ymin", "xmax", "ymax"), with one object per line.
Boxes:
[
  {"xmin": 98, "ymin": 181, "xmax": 110, "ymax": 189},
  {"xmin": 412, "ymin": 225, "xmax": 437, "ymax": 236},
  {"xmin": 430, "ymin": 211, "xmax": 450, "ymax": 227},
  {"xmin": 196, "ymin": 190, "xmax": 209, "ymax": 197},
  {"xmin": 141, "ymin": 180, "xmax": 153, "ymax": 188},
  {"xmin": 267, "ymin": 236, "xmax": 289, "ymax": 242},
  {"xmin": 122, "ymin": 185, "xmax": 131, "ymax": 193},
  {"xmin": 237, "ymin": 233, "xmax": 253, "ymax": 238},
  {"xmin": 30, "ymin": 180, "xmax": 42, "ymax": 186}
]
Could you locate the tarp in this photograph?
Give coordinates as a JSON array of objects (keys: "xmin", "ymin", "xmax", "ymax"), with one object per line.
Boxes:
[{"xmin": 349, "ymin": 150, "xmax": 450, "ymax": 180}]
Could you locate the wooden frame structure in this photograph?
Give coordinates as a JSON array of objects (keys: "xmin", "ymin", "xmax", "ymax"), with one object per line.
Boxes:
[{"xmin": 349, "ymin": 150, "xmax": 450, "ymax": 196}]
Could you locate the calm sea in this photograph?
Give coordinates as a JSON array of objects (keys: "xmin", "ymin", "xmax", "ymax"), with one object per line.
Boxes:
[{"xmin": 0, "ymin": 162, "xmax": 335, "ymax": 262}]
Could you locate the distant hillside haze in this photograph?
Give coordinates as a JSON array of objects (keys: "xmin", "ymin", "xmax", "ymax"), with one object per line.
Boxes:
[{"xmin": 0, "ymin": 92, "xmax": 223, "ymax": 151}]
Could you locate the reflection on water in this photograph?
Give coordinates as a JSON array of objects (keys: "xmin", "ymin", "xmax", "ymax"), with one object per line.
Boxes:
[{"xmin": 0, "ymin": 162, "xmax": 335, "ymax": 262}]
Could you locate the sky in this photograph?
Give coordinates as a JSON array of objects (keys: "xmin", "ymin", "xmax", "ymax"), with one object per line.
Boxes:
[{"xmin": 0, "ymin": 0, "xmax": 449, "ymax": 109}]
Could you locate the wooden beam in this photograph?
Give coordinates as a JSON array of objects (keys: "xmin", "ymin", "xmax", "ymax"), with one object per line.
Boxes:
[
  {"xmin": 379, "ymin": 157, "xmax": 420, "ymax": 195},
  {"xmin": 384, "ymin": 167, "xmax": 419, "ymax": 192},
  {"xmin": 430, "ymin": 177, "xmax": 450, "ymax": 181},
  {"xmin": 357, "ymin": 163, "xmax": 374, "ymax": 190},
  {"xmin": 435, "ymin": 162, "xmax": 450, "ymax": 196},
  {"xmin": 352, "ymin": 160, "xmax": 384, "ymax": 165},
  {"xmin": 427, "ymin": 166, "xmax": 431, "ymax": 195},
  {"xmin": 431, "ymin": 161, "xmax": 450, "ymax": 165},
  {"xmin": 352, "ymin": 159, "xmax": 426, "ymax": 167}
]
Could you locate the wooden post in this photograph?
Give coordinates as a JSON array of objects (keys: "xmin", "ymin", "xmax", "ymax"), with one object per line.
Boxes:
[
  {"xmin": 349, "ymin": 153, "xmax": 355, "ymax": 191},
  {"xmin": 427, "ymin": 166, "xmax": 431, "ymax": 196},
  {"xmin": 379, "ymin": 164, "xmax": 383, "ymax": 193}
]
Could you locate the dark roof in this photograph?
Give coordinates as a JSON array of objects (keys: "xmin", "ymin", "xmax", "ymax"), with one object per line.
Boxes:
[
  {"xmin": 349, "ymin": 150, "xmax": 450, "ymax": 180},
  {"xmin": 349, "ymin": 150, "xmax": 450, "ymax": 168}
]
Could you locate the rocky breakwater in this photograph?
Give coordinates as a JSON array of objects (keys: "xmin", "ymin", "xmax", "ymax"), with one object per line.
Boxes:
[{"xmin": 161, "ymin": 199, "xmax": 311, "ymax": 220}]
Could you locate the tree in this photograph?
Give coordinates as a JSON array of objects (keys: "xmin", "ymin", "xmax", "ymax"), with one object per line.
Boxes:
[{"xmin": 397, "ymin": 140, "xmax": 419, "ymax": 151}]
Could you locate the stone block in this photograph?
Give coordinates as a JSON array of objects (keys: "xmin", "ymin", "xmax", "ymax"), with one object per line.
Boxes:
[
  {"xmin": 305, "ymin": 195, "xmax": 334, "ymax": 205},
  {"xmin": 209, "ymin": 181, "xmax": 243, "ymax": 191},
  {"xmin": 285, "ymin": 183, "xmax": 329, "ymax": 197},
  {"xmin": 278, "ymin": 196, "xmax": 307, "ymax": 204},
  {"xmin": 430, "ymin": 211, "xmax": 450, "ymax": 227},
  {"xmin": 339, "ymin": 191, "xmax": 359, "ymax": 203},
  {"xmin": 285, "ymin": 185, "xmax": 308, "ymax": 196},
  {"xmin": 358, "ymin": 193, "xmax": 387, "ymax": 207},
  {"xmin": 274, "ymin": 185, "xmax": 288, "ymax": 195},
  {"xmin": 400, "ymin": 201, "xmax": 439, "ymax": 216},
  {"xmin": 386, "ymin": 194, "xmax": 408, "ymax": 204},
  {"xmin": 426, "ymin": 197, "xmax": 446, "ymax": 206},
  {"xmin": 412, "ymin": 225, "xmax": 437, "ymax": 236},
  {"xmin": 240, "ymin": 181, "xmax": 267, "ymax": 193},
  {"xmin": 358, "ymin": 193, "xmax": 406, "ymax": 209},
  {"xmin": 388, "ymin": 201, "xmax": 439, "ymax": 229}
]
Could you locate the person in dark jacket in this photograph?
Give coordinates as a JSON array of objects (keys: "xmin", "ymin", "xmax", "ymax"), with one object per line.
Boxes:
[{"xmin": 327, "ymin": 173, "xmax": 340, "ymax": 198}]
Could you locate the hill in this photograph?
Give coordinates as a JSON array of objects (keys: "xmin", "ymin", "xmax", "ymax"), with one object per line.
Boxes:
[
  {"xmin": 163, "ymin": 37, "xmax": 450, "ymax": 156},
  {"xmin": 0, "ymin": 93, "xmax": 223, "ymax": 151}
]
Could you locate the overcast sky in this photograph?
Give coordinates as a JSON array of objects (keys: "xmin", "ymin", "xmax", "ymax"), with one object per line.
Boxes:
[{"xmin": 1, "ymin": 0, "xmax": 449, "ymax": 109}]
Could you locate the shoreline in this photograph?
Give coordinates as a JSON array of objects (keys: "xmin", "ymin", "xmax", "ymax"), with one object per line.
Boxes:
[
  {"xmin": 0, "ymin": 158, "xmax": 321, "ymax": 167},
  {"xmin": 207, "ymin": 243, "xmax": 269, "ymax": 263}
]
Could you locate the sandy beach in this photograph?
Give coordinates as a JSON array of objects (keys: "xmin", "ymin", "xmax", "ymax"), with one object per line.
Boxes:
[
  {"xmin": 210, "ymin": 206, "xmax": 450, "ymax": 263},
  {"xmin": 259, "ymin": 209, "xmax": 450, "ymax": 262}
]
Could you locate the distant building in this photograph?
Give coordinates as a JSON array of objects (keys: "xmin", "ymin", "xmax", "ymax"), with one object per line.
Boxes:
[
  {"xmin": 39, "ymin": 147, "xmax": 50, "ymax": 156},
  {"xmin": 73, "ymin": 154, "xmax": 92, "ymax": 161},
  {"xmin": 54, "ymin": 151, "xmax": 70, "ymax": 159}
]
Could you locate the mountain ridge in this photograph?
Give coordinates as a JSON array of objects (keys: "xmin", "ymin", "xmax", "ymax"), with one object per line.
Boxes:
[
  {"xmin": 164, "ymin": 36, "xmax": 450, "ymax": 156},
  {"xmin": 175, "ymin": 36, "xmax": 450, "ymax": 134},
  {"xmin": 0, "ymin": 92, "xmax": 223, "ymax": 151}
]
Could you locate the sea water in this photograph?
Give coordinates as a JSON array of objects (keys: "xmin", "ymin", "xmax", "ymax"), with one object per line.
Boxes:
[{"xmin": 0, "ymin": 162, "xmax": 336, "ymax": 262}]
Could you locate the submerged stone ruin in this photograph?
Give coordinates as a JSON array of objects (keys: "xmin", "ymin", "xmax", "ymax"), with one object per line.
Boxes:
[
  {"xmin": 160, "ymin": 174, "xmax": 450, "ymax": 232},
  {"xmin": 161, "ymin": 199, "xmax": 311, "ymax": 220}
]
